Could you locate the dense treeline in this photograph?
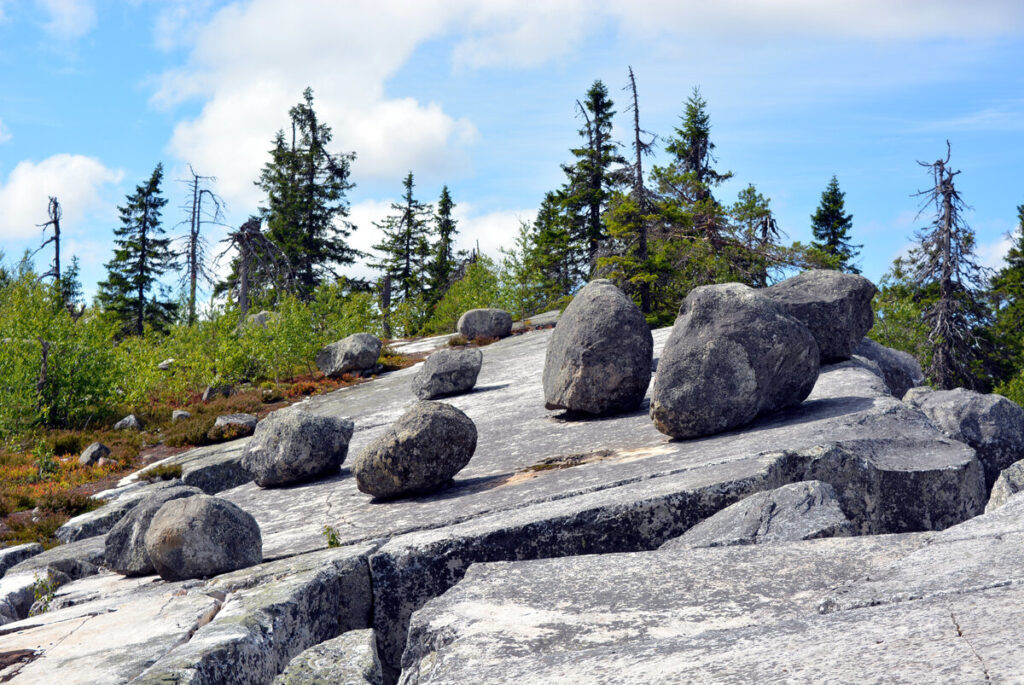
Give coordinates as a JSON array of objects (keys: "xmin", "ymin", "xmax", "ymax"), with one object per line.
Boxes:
[{"xmin": 3, "ymin": 75, "xmax": 1024, "ymax": 439}]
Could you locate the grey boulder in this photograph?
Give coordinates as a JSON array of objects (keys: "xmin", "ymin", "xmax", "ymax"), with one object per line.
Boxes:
[
  {"xmin": 171, "ymin": 409, "xmax": 192, "ymax": 423},
  {"xmin": 457, "ymin": 308, "xmax": 513, "ymax": 340},
  {"xmin": 543, "ymin": 279, "xmax": 653, "ymax": 415},
  {"xmin": 144, "ymin": 494, "xmax": 262, "ymax": 581},
  {"xmin": 854, "ymin": 338, "xmax": 924, "ymax": 398},
  {"xmin": 241, "ymin": 408, "xmax": 355, "ymax": 487},
  {"xmin": 764, "ymin": 270, "xmax": 877, "ymax": 362},
  {"xmin": 352, "ymin": 401, "xmax": 477, "ymax": 499},
  {"xmin": 412, "ymin": 348, "xmax": 483, "ymax": 400},
  {"xmin": 987, "ymin": 460, "xmax": 1024, "ymax": 512},
  {"xmin": 113, "ymin": 414, "xmax": 142, "ymax": 431},
  {"xmin": 651, "ymin": 283, "xmax": 819, "ymax": 439},
  {"xmin": 202, "ymin": 384, "xmax": 233, "ymax": 402},
  {"xmin": 207, "ymin": 413, "xmax": 258, "ymax": 441},
  {"xmin": 660, "ymin": 480, "xmax": 855, "ymax": 550},
  {"xmin": 78, "ymin": 441, "xmax": 110, "ymax": 467},
  {"xmin": 316, "ymin": 333, "xmax": 383, "ymax": 378},
  {"xmin": 157, "ymin": 358, "xmax": 175, "ymax": 371},
  {"xmin": 104, "ymin": 485, "xmax": 203, "ymax": 576},
  {"xmin": 907, "ymin": 387, "xmax": 1024, "ymax": 489}
]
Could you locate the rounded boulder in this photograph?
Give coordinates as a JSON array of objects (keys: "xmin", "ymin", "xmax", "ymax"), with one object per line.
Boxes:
[
  {"xmin": 144, "ymin": 495, "xmax": 262, "ymax": 581},
  {"xmin": 241, "ymin": 408, "xmax": 355, "ymax": 487},
  {"xmin": 457, "ymin": 309, "xmax": 512, "ymax": 340},
  {"xmin": 316, "ymin": 333, "xmax": 383, "ymax": 378},
  {"xmin": 412, "ymin": 348, "xmax": 483, "ymax": 400},
  {"xmin": 651, "ymin": 283, "xmax": 819, "ymax": 439},
  {"xmin": 763, "ymin": 270, "xmax": 876, "ymax": 362},
  {"xmin": 543, "ymin": 279, "xmax": 653, "ymax": 415},
  {"xmin": 105, "ymin": 485, "xmax": 203, "ymax": 576},
  {"xmin": 352, "ymin": 401, "xmax": 477, "ymax": 499}
]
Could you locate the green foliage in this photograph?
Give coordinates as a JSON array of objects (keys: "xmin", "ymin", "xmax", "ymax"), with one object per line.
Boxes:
[
  {"xmin": 96, "ymin": 163, "xmax": 178, "ymax": 336},
  {"xmin": 372, "ymin": 172, "xmax": 434, "ymax": 304},
  {"xmin": 323, "ymin": 525, "xmax": 341, "ymax": 548},
  {"xmin": 810, "ymin": 175, "xmax": 860, "ymax": 273},
  {"xmin": 30, "ymin": 573, "xmax": 58, "ymax": 616},
  {"xmin": 140, "ymin": 463, "xmax": 184, "ymax": 482},
  {"xmin": 258, "ymin": 87, "xmax": 358, "ymax": 299},
  {"xmin": 869, "ymin": 259, "xmax": 932, "ymax": 366},
  {"xmin": 32, "ymin": 441, "xmax": 58, "ymax": 481},
  {"xmin": 498, "ymin": 222, "xmax": 546, "ymax": 323},
  {"xmin": 426, "ymin": 185, "xmax": 460, "ymax": 304},
  {"xmin": 989, "ymin": 204, "xmax": 1024, "ymax": 384},
  {"xmin": 423, "ymin": 259, "xmax": 502, "ymax": 334}
]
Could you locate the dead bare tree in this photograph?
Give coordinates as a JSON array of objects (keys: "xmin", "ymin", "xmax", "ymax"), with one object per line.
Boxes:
[
  {"xmin": 178, "ymin": 166, "xmax": 226, "ymax": 325},
  {"xmin": 219, "ymin": 217, "xmax": 289, "ymax": 316},
  {"xmin": 33, "ymin": 196, "xmax": 62, "ymax": 282},
  {"xmin": 622, "ymin": 66, "xmax": 657, "ymax": 312}
]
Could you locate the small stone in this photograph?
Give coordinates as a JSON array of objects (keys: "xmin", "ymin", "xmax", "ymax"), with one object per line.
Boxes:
[
  {"xmin": 650, "ymin": 283, "xmax": 819, "ymax": 439},
  {"xmin": 144, "ymin": 494, "xmax": 262, "ymax": 581},
  {"xmin": 96, "ymin": 457, "xmax": 116, "ymax": 468},
  {"xmin": 352, "ymin": 401, "xmax": 477, "ymax": 499},
  {"xmin": 171, "ymin": 409, "xmax": 192, "ymax": 423},
  {"xmin": 241, "ymin": 409, "xmax": 355, "ymax": 487},
  {"xmin": 105, "ymin": 485, "xmax": 203, "ymax": 576},
  {"xmin": 157, "ymin": 358, "xmax": 175, "ymax": 371},
  {"xmin": 764, "ymin": 270, "xmax": 877, "ymax": 362},
  {"xmin": 207, "ymin": 413, "xmax": 258, "ymax": 442},
  {"xmin": 986, "ymin": 460, "xmax": 1024, "ymax": 512},
  {"xmin": 78, "ymin": 442, "xmax": 110, "ymax": 467},
  {"xmin": 412, "ymin": 348, "xmax": 483, "ymax": 400},
  {"xmin": 543, "ymin": 279, "xmax": 654, "ymax": 416},
  {"xmin": 316, "ymin": 333, "xmax": 383, "ymax": 378},
  {"xmin": 113, "ymin": 414, "xmax": 142, "ymax": 431},
  {"xmin": 457, "ymin": 309, "xmax": 513, "ymax": 340},
  {"xmin": 202, "ymin": 384, "xmax": 233, "ymax": 402}
]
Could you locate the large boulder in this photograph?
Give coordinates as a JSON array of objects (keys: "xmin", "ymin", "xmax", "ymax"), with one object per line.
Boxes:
[
  {"xmin": 543, "ymin": 280, "xmax": 654, "ymax": 415},
  {"xmin": 854, "ymin": 338, "xmax": 924, "ymax": 398},
  {"xmin": 78, "ymin": 441, "xmax": 110, "ymax": 467},
  {"xmin": 207, "ymin": 413, "xmax": 258, "ymax": 441},
  {"xmin": 144, "ymin": 495, "xmax": 262, "ymax": 581},
  {"xmin": 651, "ymin": 283, "xmax": 819, "ymax": 439},
  {"xmin": 412, "ymin": 348, "xmax": 483, "ymax": 400},
  {"xmin": 764, "ymin": 270, "xmax": 876, "ymax": 362},
  {"xmin": 352, "ymin": 401, "xmax": 477, "ymax": 499},
  {"xmin": 316, "ymin": 333, "xmax": 383, "ymax": 378},
  {"xmin": 457, "ymin": 309, "xmax": 513, "ymax": 340},
  {"xmin": 660, "ymin": 481, "xmax": 855, "ymax": 550},
  {"xmin": 104, "ymin": 485, "xmax": 203, "ymax": 576},
  {"xmin": 906, "ymin": 387, "xmax": 1024, "ymax": 489},
  {"xmin": 241, "ymin": 408, "xmax": 355, "ymax": 487}
]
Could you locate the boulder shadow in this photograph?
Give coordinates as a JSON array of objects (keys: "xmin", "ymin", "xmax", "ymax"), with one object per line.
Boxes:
[{"xmin": 547, "ymin": 398, "xmax": 651, "ymax": 424}]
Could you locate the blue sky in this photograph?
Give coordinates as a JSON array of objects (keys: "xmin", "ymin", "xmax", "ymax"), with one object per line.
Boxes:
[{"xmin": 1, "ymin": 0, "xmax": 1024, "ymax": 302}]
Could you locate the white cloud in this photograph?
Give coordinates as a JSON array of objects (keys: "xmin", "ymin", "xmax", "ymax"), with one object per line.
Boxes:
[
  {"xmin": 454, "ymin": 204, "xmax": 536, "ymax": 259},
  {"xmin": 978, "ymin": 232, "xmax": 1015, "ymax": 270},
  {"xmin": 0, "ymin": 154, "xmax": 123, "ymax": 240},
  {"xmin": 0, "ymin": 120, "xmax": 11, "ymax": 144},
  {"xmin": 36, "ymin": 0, "xmax": 96, "ymax": 40}
]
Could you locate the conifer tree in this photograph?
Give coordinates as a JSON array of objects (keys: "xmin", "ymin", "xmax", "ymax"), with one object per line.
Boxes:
[
  {"xmin": 731, "ymin": 184, "xmax": 786, "ymax": 287},
  {"xmin": 97, "ymin": 163, "xmax": 177, "ymax": 335},
  {"xmin": 257, "ymin": 87, "xmax": 358, "ymax": 298},
  {"xmin": 988, "ymin": 203, "xmax": 1024, "ymax": 380},
  {"xmin": 371, "ymin": 172, "xmax": 434, "ymax": 303},
  {"xmin": 531, "ymin": 190, "xmax": 578, "ymax": 305},
  {"xmin": 425, "ymin": 185, "xmax": 459, "ymax": 303},
  {"xmin": 810, "ymin": 175, "xmax": 860, "ymax": 273}
]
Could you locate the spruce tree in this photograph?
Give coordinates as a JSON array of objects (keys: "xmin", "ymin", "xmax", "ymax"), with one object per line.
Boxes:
[
  {"xmin": 810, "ymin": 175, "xmax": 860, "ymax": 273},
  {"xmin": 989, "ymin": 204, "xmax": 1024, "ymax": 381},
  {"xmin": 531, "ymin": 190, "xmax": 578, "ymax": 305},
  {"xmin": 731, "ymin": 184, "xmax": 785, "ymax": 288},
  {"xmin": 371, "ymin": 172, "xmax": 434, "ymax": 303},
  {"xmin": 257, "ymin": 87, "xmax": 358, "ymax": 298},
  {"xmin": 97, "ymin": 163, "xmax": 177, "ymax": 335},
  {"xmin": 425, "ymin": 185, "xmax": 459, "ymax": 303}
]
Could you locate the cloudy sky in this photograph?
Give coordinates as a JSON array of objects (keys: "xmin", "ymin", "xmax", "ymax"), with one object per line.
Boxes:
[{"xmin": 1, "ymin": 0, "xmax": 1023, "ymax": 300}]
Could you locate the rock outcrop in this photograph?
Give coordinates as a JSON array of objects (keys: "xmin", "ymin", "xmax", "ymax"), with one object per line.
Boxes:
[
  {"xmin": 104, "ymin": 485, "xmax": 203, "ymax": 576},
  {"xmin": 764, "ymin": 270, "xmax": 876, "ymax": 362},
  {"xmin": 207, "ymin": 412, "xmax": 258, "ymax": 441},
  {"xmin": 411, "ymin": 348, "xmax": 482, "ymax": 400},
  {"xmin": 241, "ymin": 408, "xmax": 355, "ymax": 487},
  {"xmin": 144, "ymin": 495, "xmax": 262, "ymax": 581},
  {"xmin": 352, "ymin": 401, "xmax": 477, "ymax": 499},
  {"xmin": 456, "ymin": 308, "xmax": 512, "ymax": 340},
  {"xmin": 660, "ymin": 480, "xmax": 854, "ymax": 550},
  {"xmin": 853, "ymin": 337, "xmax": 924, "ymax": 398},
  {"xmin": 274, "ymin": 628, "xmax": 383, "ymax": 685},
  {"xmin": 316, "ymin": 333, "xmax": 383, "ymax": 378},
  {"xmin": 542, "ymin": 279, "xmax": 653, "ymax": 415},
  {"xmin": 986, "ymin": 459, "xmax": 1024, "ymax": 512},
  {"xmin": 0, "ymin": 544, "xmax": 43, "ymax": 579},
  {"xmin": 651, "ymin": 283, "xmax": 819, "ymax": 438}
]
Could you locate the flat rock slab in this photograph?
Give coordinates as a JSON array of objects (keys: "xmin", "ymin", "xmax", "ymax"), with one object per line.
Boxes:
[
  {"xmin": 274, "ymin": 628, "xmax": 383, "ymax": 685},
  {"xmin": 120, "ymin": 439, "xmax": 252, "ymax": 495}
]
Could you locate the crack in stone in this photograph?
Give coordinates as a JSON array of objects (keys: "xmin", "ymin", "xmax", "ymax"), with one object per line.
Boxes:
[{"xmin": 949, "ymin": 608, "xmax": 991, "ymax": 683}]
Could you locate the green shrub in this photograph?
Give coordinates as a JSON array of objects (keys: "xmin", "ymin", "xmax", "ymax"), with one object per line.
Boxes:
[
  {"xmin": 139, "ymin": 463, "xmax": 183, "ymax": 482},
  {"xmin": 423, "ymin": 259, "xmax": 502, "ymax": 335}
]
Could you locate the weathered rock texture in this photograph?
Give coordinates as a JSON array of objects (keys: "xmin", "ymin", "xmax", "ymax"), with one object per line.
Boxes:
[
  {"xmin": 273, "ymin": 628, "xmax": 383, "ymax": 685},
  {"xmin": 201, "ymin": 383, "xmax": 233, "ymax": 402},
  {"xmin": 412, "ymin": 348, "xmax": 482, "ymax": 400},
  {"xmin": 907, "ymin": 387, "xmax": 1024, "ymax": 489},
  {"xmin": 542, "ymin": 279, "xmax": 653, "ymax": 415},
  {"xmin": 207, "ymin": 412, "xmax": 258, "ymax": 441},
  {"xmin": 125, "ymin": 439, "xmax": 252, "ymax": 494},
  {"xmin": 651, "ymin": 283, "xmax": 819, "ymax": 438},
  {"xmin": 0, "ymin": 543, "xmax": 43, "ymax": 579},
  {"xmin": 55, "ymin": 479, "xmax": 185, "ymax": 543},
  {"xmin": 78, "ymin": 441, "xmax": 110, "ymax": 466},
  {"xmin": 144, "ymin": 495, "xmax": 262, "ymax": 581},
  {"xmin": 104, "ymin": 485, "xmax": 203, "ymax": 576},
  {"xmin": 660, "ymin": 480, "xmax": 854, "ymax": 550},
  {"xmin": 764, "ymin": 269, "xmax": 876, "ymax": 362},
  {"xmin": 242, "ymin": 408, "xmax": 355, "ymax": 487},
  {"xmin": 986, "ymin": 459, "xmax": 1024, "ymax": 512},
  {"xmin": 316, "ymin": 333, "xmax": 383, "ymax": 378},
  {"xmin": 353, "ymin": 402, "xmax": 477, "ymax": 499},
  {"xmin": 854, "ymin": 337, "xmax": 924, "ymax": 398},
  {"xmin": 456, "ymin": 308, "xmax": 512, "ymax": 340}
]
